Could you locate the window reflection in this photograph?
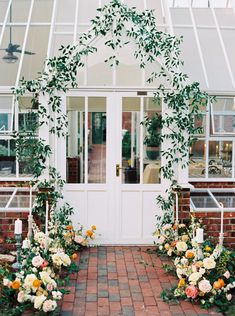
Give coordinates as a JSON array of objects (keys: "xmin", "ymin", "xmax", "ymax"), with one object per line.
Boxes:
[
  {"xmin": 209, "ymin": 141, "xmax": 232, "ymax": 178},
  {"xmin": 189, "ymin": 140, "xmax": 206, "ymax": 178}
]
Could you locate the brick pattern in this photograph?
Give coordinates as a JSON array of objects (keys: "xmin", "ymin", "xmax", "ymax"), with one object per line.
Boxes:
[{"xmin": 60, "ymin": 247, "xmax": 223, "ymax": 316}]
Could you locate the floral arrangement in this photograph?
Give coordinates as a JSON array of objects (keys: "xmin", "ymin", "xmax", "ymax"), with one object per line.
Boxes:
[
  {"xmin": 0, "ymin": 204, "xmax": 97, "ymax": 315},
  {"xmin": 156, "ymin": 217, "xmax": 235, "ymax": 312},
  {"xmin": 153, "ymin": 215, "xmax": 203, "ymax": 257}
]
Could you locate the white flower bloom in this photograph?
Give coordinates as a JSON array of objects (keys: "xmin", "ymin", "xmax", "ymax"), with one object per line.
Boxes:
[
  {"xmin": 17, "ymin": 291, "xmax": 26, "ymax": 303},
  {"xmin": 24, "ymin": 274, "xmax": 37, "ymax": 289},
  {"xmin": 34, "ymin": 295, "xmax": 47, "ymax": 310},
  {"xmin": 32, "ymin": 255, "xmax": 44, "ymax": 268},
  {"xmin": 198, "ymin": 279, "xmax": 212, "ymax": 293},
  {"xmin": 39, "ymin": 271, "xmax": 57, "ymax": 288},
  {"xmin": 74, "ymin": 235, "xmax": 85, "ymax": 244},
  {"xmin": 32, "ymin": 268, "xmax": 37, "ymax": 273},
  {"xmin": 176, "ymin": 241, "xmax": 188, "ymax": 252},
  {"xmin": 209, "ymin": 297, "xmax": 214, "ymax": 303},
  {"xmin": 179, "ymin": 224, "xmax": 186, "ymax": 228},
  {"xmin": 223, "ymin": 271, "xmax": 230, "ymax": 279},
  {"xmin": 176, "ymin": 268, "xmax": 183, "ymax": 279},
  {"xmin": 42, "ymin": 300, "xmax": 57, "ymax": 312},
  {"xmin": 167, "ymin": 249, "xmax": 173, "ymax": 256},
  {"xmin": 3, "ymin": 278, "xmax": 12, "ymax": 287},
  {"xmin": 203, "ymin": 257, "xmax": 216, "ymax": 270},
  {"xmin": 159, "ymin": 245, "xmax": 163, "ymax": 250},
  {"xmin": 189, "ymin": 272, "xmax": 201, "ymax": 284},
  {"xmin": 181, "ymin": 258, "xmax": 188, "ymax": 265},
  {"xmin": 226, "ymin": 293, "xmax": 232, "ymax": 301},
  {"xmin": 52, "ymin": 291, "xmax": 62, "ymax": 300},
  {"xmin": 162, "ymin": 224, "xmax": 172, "ymax": 231},
  {"xmin": 199, "ymin": 268, "xmax": 206, "ymax": 276}
]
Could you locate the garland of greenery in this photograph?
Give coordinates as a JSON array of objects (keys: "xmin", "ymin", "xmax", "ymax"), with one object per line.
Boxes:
[{"xmin": 13, "ymin": 0, "xmax": 212, "ymax": 225}]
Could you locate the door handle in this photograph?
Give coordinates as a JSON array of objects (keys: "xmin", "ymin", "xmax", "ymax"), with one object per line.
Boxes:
[{"xmin": 116, "ymin": 164, "xmax": 123, "ymax": 177}]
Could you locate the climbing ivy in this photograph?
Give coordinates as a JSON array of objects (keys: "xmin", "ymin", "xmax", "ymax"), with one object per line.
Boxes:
[{"xmin": 13, "ymin": 0, "xmax": 212, "ymax": 226}]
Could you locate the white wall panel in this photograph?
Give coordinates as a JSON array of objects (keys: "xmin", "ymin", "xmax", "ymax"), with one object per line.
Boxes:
[{"xmin": 142, "ymin": 191, "xmax": 160, "ymax": 239}]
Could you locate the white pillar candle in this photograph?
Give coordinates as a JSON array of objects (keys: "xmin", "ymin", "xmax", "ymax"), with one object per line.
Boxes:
[
  {"xmin": 195, "ymin": 228, "xmax": 204, "ymax": 243},
  {"xmin": 22, "ymin": 238, "xmax": 30, "ymax": 249},
  {"xmin": 14, "ymin": 219, "xmax": 22, "ymax": 234}
]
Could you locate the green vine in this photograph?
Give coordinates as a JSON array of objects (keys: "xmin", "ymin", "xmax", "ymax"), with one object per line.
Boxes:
[{"xmin": 12, "ymin": 0, "xmax": 212, "ymax": 226}]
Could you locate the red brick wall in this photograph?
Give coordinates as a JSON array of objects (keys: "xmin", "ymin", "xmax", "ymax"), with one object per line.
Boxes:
[{"xmin": 177, "ymin": 182, "xmax": 235, "ymax": 248}]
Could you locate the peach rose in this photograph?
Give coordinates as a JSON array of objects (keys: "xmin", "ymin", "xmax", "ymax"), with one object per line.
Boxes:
[{"xmin": 185, "ymin": 285, "xmax": 199, "ymax": 299}]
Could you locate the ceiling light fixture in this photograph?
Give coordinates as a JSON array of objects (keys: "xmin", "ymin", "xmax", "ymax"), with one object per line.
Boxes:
[{"xmin": 2, "ymin": 51, "xmax": 18, "ymax": 64}]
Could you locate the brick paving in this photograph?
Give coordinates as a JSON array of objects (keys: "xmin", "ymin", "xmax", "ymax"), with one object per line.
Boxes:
[{"xmin": 60, "ymin": 246, "xmax": 223, "ymax": 316}]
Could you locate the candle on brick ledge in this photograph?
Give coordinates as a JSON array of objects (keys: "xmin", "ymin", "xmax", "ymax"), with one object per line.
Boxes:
[
  {"xmin": 14, "ymin": 219, "xmax": 22, "ymax": 235},
  {"xmin": 195, "ymin": 228, "xmax": 204, "ymax": 243}
]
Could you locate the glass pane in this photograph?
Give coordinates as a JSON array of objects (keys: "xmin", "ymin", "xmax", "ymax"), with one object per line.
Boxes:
[
  {"xmin": 143, "ymin": 98, "xmax": 161, "ymax": 184},
  {"xmin": 0, "ymin": 95, "xmax": 13, "ymax": 132},
  {"xmin": 0, "ymin": 189, "xmax": 14, "ymax": 207},
  {"xmin": 189, "ymin": 140, "xmax": 206, "ymax": 178},
  {"xmin": 208, "ymin": 141, "xmax": 232, "ymax": 178},
  {"xmin": 122, "ymin": 97, "xmax": 140, "ymax": 184},
  {"xmin": 19, "ymin": 96, "xmax": 38, "ymax": 132},
  {"xmin": 18, "ymin": 137, "xmax": 37, "ymax": 176},
  {"xmin": 212, "ymin": 191, "xmax": 235, "ymax": 208},
  {"xmin": 51, "ymin": 34, "xmax": 73, "ymax": 57},
  {"xmin": 0, "ymin": 0, "xmax": 8, "ymax": 23},
  {"xmin": 0, "ymin": 139, "xmax": 16, "ymax": 176},
  {"xmin": 78, "ymin": 0, "xmax": 99, "ymax": 24},
  {"xmin": 9, "ymin": 192, "xmax": 36, "ymax": 208},
  {"xmin": 191, "ymin": 191, "xmax": 219, "ymax": 209},
  {"xmin": 31, "ymin": 0, "xmax": 53, "ymax": 23},
  {"xmin": 20, "ymin": 26, "xmax": 50, "ymax": 81},
  {"xmin": 11, "ymin": 0, "xmax": 31, "ymax": 23},
  {"xmin": 211, "ymin": 98, "xmax": 235, "ymax": 134},
  {"xmin": 55, "ymin": 0, "xmax": 76, "ymax": 23},
  {"xmin": 88, "ymin": 97, "xmax": 106, "ymax": 183},
  {"xmin": 67, "ymin": 97, "xmax": 85, "ymax": 183}
]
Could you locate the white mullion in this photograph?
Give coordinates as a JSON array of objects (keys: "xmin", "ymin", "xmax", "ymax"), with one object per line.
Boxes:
[
  {"xmin": 46, "ymin": 0, "xmax": 58, "ymax": 59},
  {"xmin": 5, "ymin": 188, "xmax": 17, "ymax": 208},
  {"xmin": 162, "ymin": 0, "xmax": 174, "ymax": 35},
  {"xmin": 208, "ymin": 189, "xmax": 221, "ymax": 208},
  {"xmin": 211, "ymin": 7, "xmax": 235, "ymax": 89},
  {"xmin": 188, "ymin": 5, "xmax": 210, "ymax": 88},
  {"xmin": 0, "ymin": 0, "xmax": 12, "ymax": 47},
  {"xmin": 140, "ymin": 98, "xmax": 144, "ymax": 184},
  {"xmin": 15, "ymin": 0, "xmax": 35, "ymax": 87},
  {"xmin": 232, "ymin": 140, "xmax": 235, "ymax": 178},
  {"xmin": 84, "ymin": 97, "xmax": 88, "ymax": 184},
  {"xmin": 73, "ymin": 0, "xmax": 79, "ymax": 44}
]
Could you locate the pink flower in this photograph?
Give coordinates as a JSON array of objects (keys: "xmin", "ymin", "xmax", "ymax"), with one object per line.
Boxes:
[
  {"xmin": 223, "ymin": 271, "xmax": 230, "ymax": 279},
  {"xmin": 32, "ymin": 255, "xmax": 44, "ymax": 267},
  {"xmin": 185, "ymin": 285, "xmax": 199, "ymax": 299},
  {"xmin": 46, "ymin": 284, "xmax": 54, "ymax": 291},
  {"xmin": 40, "ymin": 260, "xmax": 49, "ymax": 269}
]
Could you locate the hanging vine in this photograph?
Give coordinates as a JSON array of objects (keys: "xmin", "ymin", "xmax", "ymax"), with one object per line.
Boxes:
[{"xmin": 13, "ymin": 0, "xmax": 212, "ymax": 225}]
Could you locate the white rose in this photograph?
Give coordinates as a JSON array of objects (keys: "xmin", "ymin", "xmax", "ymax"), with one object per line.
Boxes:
[
  {"xmin": 176, "ymin": 268, "xmax": 183, "ymax": 279},
  {"xmin": 181, "ymin": 258, "xmax": 188, "ymax": 265},
  {"xmin": 52, "ymin": 291, "xmax": 62, "ymax": 300},
  {"xmin": 176, "ymin": 241, "xmax": 188, "ymax": 252},
  {"xmin": 203, "ymin": 257, "xmax": 216, "ymax": 270},
  {"xmin": 189, "ymin": 272, "xmax": 201, "ymax": 284},
  {"xmin": 17, "ymin": 291, "xmax": 25, "ymax": 303},
  {"xmin": 159, "ymin": 245, "xmax": 163, "ymax": 250},
  {"xmin": 74, "ymin": 235, "xmax": 85, "ymax": 244},
  {"xmin": 32, "ymin": 255, "xmax": 44, "ymax": 268},
  {"xmin": 42, "ymin": 299, "xmax": 57, "ymax": 312},
  {"xmin": 226, "ymin": 293, "xmax": 232, "ymax": 301},
  {"xmin": 198, "ymin": 279, "xmax": 212, "ymax": 293},
  {"xmin": 167, "ymin": 249, "xmax": 173, "ymax": 256},
  {"xmin": 199, "ymin": 268, "xmax": 206, "ymax": 276},
  {"xmin": 34, "ymin": 295, "xmax": 47, "ymax": 310},
  {"xmin": 223, "ymin": 271, "xmax": 230, "ymax": 279},
  {"xmin": 24, "ymin": 274, "xmax": 37, "ymax": 289}
]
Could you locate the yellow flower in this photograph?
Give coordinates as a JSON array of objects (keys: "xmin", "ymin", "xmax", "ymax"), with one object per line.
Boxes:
[
  {"xmin": 71, "ymin": 253, "xmax": 78, "ymax": 260},
  {"xmin": 36, "ymin": 291, "xmax": 43, "ymax": 296},
  {"xmin": 178, "ymin": 278, "xmax": 185, "ymax": 288},
  {"xmin": 12, "ymin": 280, "xmax": 20, "ymax": 290},
  {"xmin": 91, "ymin": 225, "xmax": 96, "ymax": 231},
  {"xmin": 164, "ymin": 243, "xmax": 170, "ymax": 250},
  {"xmin": 43, "ymin": 290, "xmax": 48, "ymax": 297},
  {"xmin": 181, "ymin": 234, "xmax": 189, "ymax": 242},
  {"xmin": 204, "ymin": 245, "xmax": 212, "ymax": 252}
]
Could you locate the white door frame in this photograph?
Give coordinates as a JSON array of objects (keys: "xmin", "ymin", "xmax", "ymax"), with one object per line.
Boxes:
[{"xmin": 58, "ymin": 89, "xmax": 167, "ymax": 244}]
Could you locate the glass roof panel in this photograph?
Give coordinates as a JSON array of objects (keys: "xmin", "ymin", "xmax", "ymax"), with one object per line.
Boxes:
[
  {"xmin": 0, "ymin": 189, "xmax": 14, "ymax": 207},
  {"xmin": 8, "ymin": 192, "xmax": 36, "ymax": 208},
  {"xmin": 191, "ymin": 191, "xmax": 219, "ymax": 209},
  {"xmin": 193, "ymin": 9, "xmax": 215, "ymax": 26},
  {"xmin": 212, "ymin": 191, "xmax": 235, "ymax": 208},
  {"xmin": 0, "ymin": 0, "xmax": 8, "ymax": 24}
]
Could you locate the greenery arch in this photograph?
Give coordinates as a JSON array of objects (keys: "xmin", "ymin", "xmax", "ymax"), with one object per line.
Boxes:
[{"xmin": 14, "ymin": 0, "xmax": 211, "ymax": 225}]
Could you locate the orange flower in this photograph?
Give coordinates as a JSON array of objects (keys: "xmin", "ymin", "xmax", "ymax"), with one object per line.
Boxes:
[
  {"xmin": 213, "ymin": 281, "xmax": 221, "ymax": 290},
  {"xmin": 173, "ymin": 224, "xmax": 178, "ymax": 230},
  {"xmin": 86, "ymin": 230, "xmax": 93, "ymax": 237},
  {"xmin": 12, "ymin": 280, "xmax": 20, "ymax": 290},
  {"xmin": 171, "ymin": 241, "xmax": 177, "ymax": 247},
  {"xmin": 66, "ymin": 225, "xmax": 73, "ymax": 230},
  {"xmin": 71, "ymin": 253, "xmax": 78, "ymax": 260},
  {"xmin": 185, "ymin": 250, "xmax": 195, "ymax": 259},
  {"xmin": 33, "ymin": 279, "xmax": 42, "ymax": 288},
  {"xmin": 91, "ymin": 225, "xmax": 96, "ymax": 231},
  {"xmin": 218, "ymin": 278, "xmax": 225, "ymax": 288}
]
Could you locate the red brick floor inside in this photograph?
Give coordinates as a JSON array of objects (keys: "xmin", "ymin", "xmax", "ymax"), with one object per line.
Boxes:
[{"xmin": 60, "ymin": 247, "xmax": 223, "ymax": 316}]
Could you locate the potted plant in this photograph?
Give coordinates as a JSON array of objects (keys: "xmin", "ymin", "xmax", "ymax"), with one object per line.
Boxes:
[{"xmin": 143, "ymin": 113, "xmax": 162, "ymax": 160}]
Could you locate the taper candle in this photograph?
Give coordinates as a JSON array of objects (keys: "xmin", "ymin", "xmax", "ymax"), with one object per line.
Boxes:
[{"xmin": 45, "ymin": 201, "xmax": 49, "ymax": 236}]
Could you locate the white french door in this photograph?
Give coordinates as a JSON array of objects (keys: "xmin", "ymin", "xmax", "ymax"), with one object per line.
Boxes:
[{"xmin": 62, "ymin": 91, "xmax": 165, "ymax": 244}]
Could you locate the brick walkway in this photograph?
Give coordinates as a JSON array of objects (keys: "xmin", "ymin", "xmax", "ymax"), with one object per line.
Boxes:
[{"xmin": 60, "ymin": 247, "xmax": 223, "ymax": 316}]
